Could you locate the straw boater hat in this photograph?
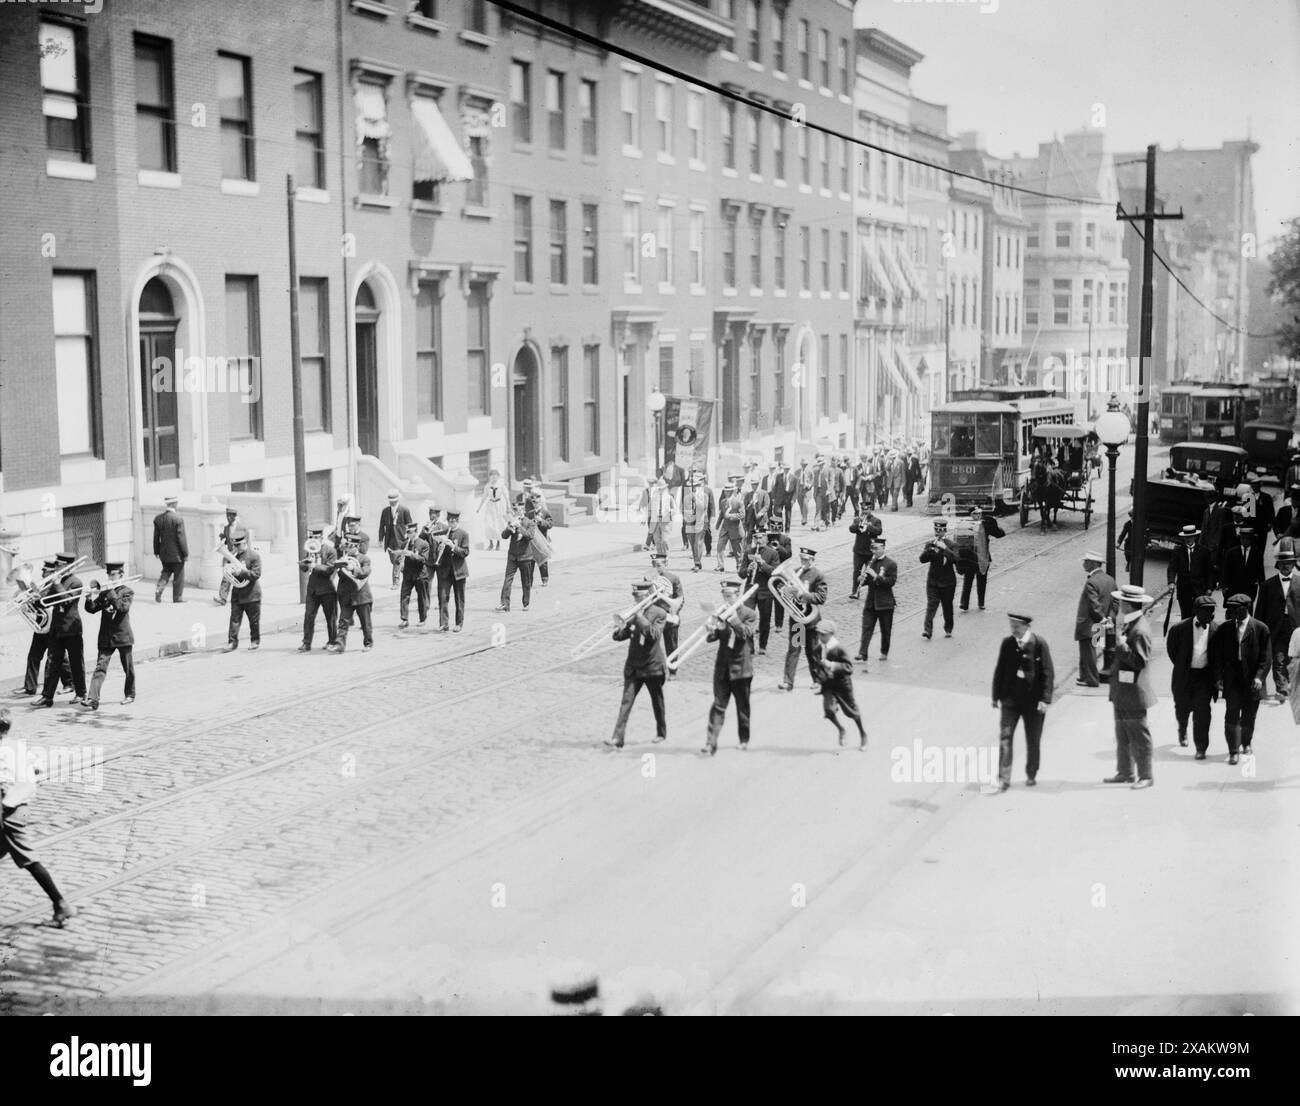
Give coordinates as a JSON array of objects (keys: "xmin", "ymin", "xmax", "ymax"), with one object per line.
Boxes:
[
  {"xmin": 1112, "ymin": 583, "xmax": 1154, "ymax": 605},
  {"xmin": 1176, "ymin": 524, "xmax": 1200, "ymax": 540},
  {"xmin": 1082, "ymin": 550, "xmax": 1104, "ymax": 564}
]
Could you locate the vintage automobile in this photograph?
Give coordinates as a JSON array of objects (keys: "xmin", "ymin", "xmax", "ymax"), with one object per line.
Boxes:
[
  {"xmin": 1241, "ymin": 421, "xmax": 1294, "ymax": 486},
  {"xmin": 1139, "ymin": 443, "xmax": 1250, "ymax": 551}
]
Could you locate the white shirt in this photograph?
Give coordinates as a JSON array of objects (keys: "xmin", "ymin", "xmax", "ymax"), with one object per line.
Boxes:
[{"xmin": 1191, "ymin": 621, "xmax": 1211, "ymax": 669}]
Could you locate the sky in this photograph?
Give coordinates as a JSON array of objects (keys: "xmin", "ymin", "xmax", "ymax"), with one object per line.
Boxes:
[{"xmin": 853, "ymin": 0, "xmax": 1300, "ymax": 253}]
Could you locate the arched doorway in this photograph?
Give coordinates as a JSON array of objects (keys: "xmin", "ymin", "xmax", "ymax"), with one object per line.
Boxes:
[
  {"xmin": 511, "ymin": 345, "xmax": 540, "ymax": 484},
  {"xmin": 354, "ymin": 281, "xmax": 380, "ymax": 456},
  {"xmin": 138, "ymin": 277, "xmax": 180, "ymax": 482}
]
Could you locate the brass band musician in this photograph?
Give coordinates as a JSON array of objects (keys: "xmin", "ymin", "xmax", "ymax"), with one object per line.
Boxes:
[
  {"xmin": 604, "ymin": 579, "xmax": 669, "ymax": 748},
  {"xmin": 434, "ymin": 508, "xmax": 470, "ymax": 633},
  {"xmin": 397, "ymin": 521, "xmax": 431, "ymax": 628},
  {"xmin": 777, "ymin": 546, "xmax": 828, "ymax": 691},
  {"xmin": 647, "ymin": 551, "xmax": 684, "ymax": 668},
  {"xmin": 335, "ymin": 518, "xmax": 374, "ymax": 652},
  {"xmin": 299, "ymin": 526, "xmax": 341, "ymax": 653},
  {"xmin": 12, "ymin": 558, "xmax": 73, "ymax": 699},
  {"xmin": 83, "ymin": 562, "xmax": 135, "ymax": 710},
  {"xmin": 37, "ymin": 552, "xmax": 87, "ymax": 708},
  {"xmin": 224, "ymin": 529, "xmax": 262, "ymax": 651},
  {"xmin": 701, "ymin": 577, "xmax": 758, "ymax": 756}
]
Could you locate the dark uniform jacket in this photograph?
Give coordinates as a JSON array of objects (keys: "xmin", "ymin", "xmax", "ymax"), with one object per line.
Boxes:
[
  {"xmin": 1218, "ymin": 543, "xmax": 1265, "ymax": 601},
  {"xmin": 1109, "ymin": 614, "xmax": 1158, "ymax": 711},
  {"xmin": 337, "ymin": 552, "xmax": 373, "ymax": 606},
  {"xmin": 795, "ymin": 564, "xmax": 828, "ymax": 615},
  {"xmin": 862, "ymin": 554, "xmax": 898, "ymax": 611},
  {"xmin": 1166, "ymin": 543, "xmax": 1214, "ymax": 596},
  {"xmin": 1212, "ymin": 616, "xmax": 1271, "ymax": 695},
  {"xmin": 301, "ymin": 539, "xmax": 339, "ymax": 596},
  {"xmin": 436, "ymin": 526, "xmax": 470, "ymax": 581},
  {"xmin": 613, "ymin": 604, "xmax": 667, "ymax": 678},
  {"xmin": 707, "ymin": 603, "xmax": 756, "ymax": 680},
  {"xmin": 1255, "ymin": 571, "xmax": 1300, "ymax": 644},
  {"xmin": 398, "ymin": 537, "xmax": 430, "ymax": 580},
  {"xmin": 49, "ymin": 574, "xmax": 83, "ymax": 637},
  {"xmin": 378, "ymin": 505, "xmax": 413, "ymax": 552},
  {"xmin": 849, "ymin": 511, "xmax": 883, "ymax": 555},
  {"xmin": 152, "ymin": 510, "xmax": 188, "ymax": 562},
  {"xmin": 751, "ymin": 545, "xmax": 781, "ymax": 596},
  {"xmin": 1075, "ymin": 570, "xmax": 1117, "ymax": 642},
  {"xmin": 991, "ymin": 632, "xmax": 1055, "ymax": 706},
  {"xmin": 920, "ymin": 538, "xmax": 958, "ymax": 589},
  {"xmin": 229, "ymin": 549, "xmax": 262, "ymax": 603},
  {"xmin": 1166, "ymin": 617, "xmax": 1219, "ymax": 698},
  {"xmin": 84, "ymin": 584, "xmax": 134, "ymax": 649},
  {"xmin": 503, "ymin": 517, "xmax": 537, "ymax": 561},
  {"xmin": 423, "ymin": 522, "xmax": 451, "ymax": 574}
]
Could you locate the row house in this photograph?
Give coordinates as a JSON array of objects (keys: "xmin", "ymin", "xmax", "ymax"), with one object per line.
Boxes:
[
  {"xmin": 904, "ymin": 94, "xmax": 949, "ymax": 413},
  {"xmin": 854, "ymin": 27, "xmax": 925, "ymax": 446}
]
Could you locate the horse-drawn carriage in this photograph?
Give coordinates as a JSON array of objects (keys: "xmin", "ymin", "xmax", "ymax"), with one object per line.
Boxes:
[{"xmin": 1018, "ymin": 425, "xmax": 1096, "ymax": 531}]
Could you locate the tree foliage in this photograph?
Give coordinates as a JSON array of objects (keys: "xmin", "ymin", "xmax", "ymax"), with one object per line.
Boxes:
[{"xmin": 1267, "ymin": 217, "xmax": 1300, "ymax": 359}]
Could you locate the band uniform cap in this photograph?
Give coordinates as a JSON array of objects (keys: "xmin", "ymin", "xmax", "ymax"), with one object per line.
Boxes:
[
  {"xmin": 933, "ymin": 519, "xmax": 948, "ymax": 528},
  {"xmin": 766, "ymin": 530, "xmax": 783, "ymax": 541},
  {"xmin": 56, "ymin": 551, "xmax": 77, "ymax": 564},
  {"xmin": 1193, "ymin": 595, "xmax": 1217, "ymax": 612},
  {"xmin": 225, "ymin": 506, "xmax": 238, "ymax": 515},
  {"xmin": 631, "ymin": 580, "xmax": 652, "ymax": 593},
  {"xmin": 1113, "ymin": 584, "xmax": 1154, "ymax": 605},
  {"xmin": 1177, "ymin": 525, "xmax": 1201, "ymax": 539},
  {"xmin": 405, "ymin": 521, "xmax": 418, "ymax": 531},
  {"xmin": 815, "ymin": 618, "xmax": 836, "ymax": 636},
  {"xmin": 1225, "ymin": 592, "xmax": 1253, "ymax": 609},
  {"xmin": 230, "ymin": 529, "xmax": 249, "ymax": 542},
  {"xmin": 1007, "ymin": 612, "xmax": 1033, "ymax": 624},
  {"xmin": 1082, "ymin": 550, "xmax": 1105, "ymax": 562},
  {"xmin": 343, "ymin": 514, "xmax": 361, "ymax": 524},
  {"xmin": 42, "ymin": 558, "xmax": 60, "ymax": 570},
  {"xmin": 871, "ymin": 536, "xmax": 886, "ymax": 545},
  {"xmin": 386, "ymin": 489, "xmax": 399, "ymax": 500},
  {"xmin": 649, "ymin": 550, "xmax": 667, "ymax": 560},
  {"xmin": 445, "ymin": 509, "xmax": 461, "ymax": 518},
  {"xmin": 799, "ymin": 546, "xmax": 817, "ymax": 556},
  {"xmin": 721, "ymin": 576, "xmax": 744, "ymax": 590},
  {"xmin": 103, "ymin": 561, "xmax": 125, "ymax": 574},
  {"xmin": 308, "ymin": 526, "xmax": 324, "ymax": 536}
]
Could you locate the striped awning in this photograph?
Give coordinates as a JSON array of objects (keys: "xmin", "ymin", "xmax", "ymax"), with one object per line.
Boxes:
[
  {"xmin": 878, "ymin": 346, "xmax": 908, "ymax": 394},
  {"xmin": 411, "ymin": 96, "xmax": 474, "ymax": 183},
  {"xmin": 860, "ymin": 240, "xmax": 894, "ymax": 301},
  {"xmin": 895, "ymin": 248, "xmax": 924, "ymax": 297},
  {"xmin": 894, "ymin": 347, "xmax": 924, "ymax": 394},
  {"xmin": 881, "ymin": 246, "xmax": 910, "ymax": 301}
]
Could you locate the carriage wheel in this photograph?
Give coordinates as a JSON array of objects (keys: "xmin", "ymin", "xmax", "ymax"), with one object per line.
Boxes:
[
  {"xmin": 1083, "ymin": 488, "xmax": 1093, "ymax": 529},
  {"xmin": 1018, "ymin": 490, "xmax": 1030, "ymax": 528}
]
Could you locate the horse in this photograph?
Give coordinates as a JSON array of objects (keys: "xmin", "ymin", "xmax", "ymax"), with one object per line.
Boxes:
[{"xmin": 1029, "ymin": 455, "xmax": 1066, "ymax": 532}]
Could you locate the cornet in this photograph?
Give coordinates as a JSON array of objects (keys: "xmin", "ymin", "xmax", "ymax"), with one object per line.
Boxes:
[
  {"xmin": 570, "ymin": 578, "xmax": 671, "ymax": 661},
  {"xmin": 769, "ymin": 560, "xmax": 818, "ymax": 625},
  {"xmin": 303, "ymin": 537, "xmax": 323, "ymax": 567},
  {"xmin": 666, "ymin": 584, "xmax": 758, "ymax": 671}
]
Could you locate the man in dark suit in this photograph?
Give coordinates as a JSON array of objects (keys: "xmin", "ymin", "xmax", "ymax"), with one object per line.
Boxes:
[
  {"xmin": 812, "ymin": 619, "xmax": 867, "ymax": 748},
  {"xmin": 857, "ymin": 537, "xmax": 896, "ymax": 668},
  {"xmin": 37, "ymin": 552, "xmax": 87, "ymax": 707},
  {"xmin": 1213, "ymin": 593, "xmax": 1271, "ymax": 763},
  {"xmin": 495, "ymin": 503, "xmax": 538, "ymax": 612},
  {"xmin": 701, "ymin": 577, "xmax": 758, "ymax": 755},
  {"xmin": 377, "ymin": 489, "xmax": 412, "ymax": 588},
  {"xmin": 1255, "ymin": 549, "xmax": 1300, "ymax": 701},
  {"xmin": 745, "ymin": 532, "xmax": 782, "ymax": 655},
  {"xmin": 223, "ymin": 530, "xmax": 262, "ymax": 650},
  {"xmin": 16, "ymin": 559, "xmax": 73, "ymax": 698},
  {"xmin": 434, "ymin": 508, "xmax": 470, "ymax": 633},
  {"xmin": 335, "ymin": 524, "xmax": 374, "ymax": 652},
  {"xmin": 1218, "ymin": 523, "xmax": 1265, "ymax": 607},
  {"xmin": 606, "ymin": 580, "xmax": 668, "ymax": 748},
  {"xmin": 299, "ymin": 527, "xmax": 341, "ymax": 652},
  {"xmin": 152, "ymin": 495, "xmax": 188, "ymax": 603},
  {"xmin": 990, "ymin": 611, "xmax": 1055, "ymax": 790},
  {"xmin": 396, "ymin": 521, "xmax": 430, "ymax": 628},
  {"xmin": 1075, "ymin": 551, "xmax": 1117, "ymax": 687},
  {"xmin": 83, "ymin": 562, "xmax": 135, "ymax": 710},
  {"xmin": 1166, "ymin": 524, "xmax": 1214, "ymax": 620},
  {"xmin": 648, "ymin": 551, "xmax": 684, "ymax": 666},
  {"xmin": 904, "ymin": 451, "xmax": 924, "ymax": 508},
  {"xmin": 1105, "ymin": 585, "xmax": 1159, "ymax": 788},
  {"xmin": 777, "ymin": 547, "xmax": 828, "ymax": 690},
  {"xmin": 920, "ymin": 519, "xmax": 958, "ymax": 640},
  {"xmin": 848, "ymin": 506, "xmax": 883, "ymax": 600},
  {"xmin": 1166, "ymin": 595, "xmax": 1218, "ymax": 757},
  {"xmin": 770, "ymin": 463, "xmax": 794, "ymax": 532},
  {"xmin": 958, "ymin": 506, "xmax": 1005, "ymax": 612}
]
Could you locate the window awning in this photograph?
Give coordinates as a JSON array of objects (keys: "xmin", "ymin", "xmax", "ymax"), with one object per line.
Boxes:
[
  {"xmin": 895, "ymin": 347, "xmax": 924, "ymax": 394},
  {"xmin": 411, "ymin": 95, "xmax": 474, "ymax": 183},
  {"xmin": 860, "ymin": 239, "xmax": 893, "ymax": 301},
  {"xmin": 878, "ymin": 346, "xmax": 907, "ymax": 394},
  {"xmin": 881, "ymin": 246, "xmax": 910, "ymax": 301},
  {"xmin": 354, "ymin": 83, "xmax": 391, "ymax": 141},
  {"xmin": 895, "ymin": 248, "xmax": 924, "ymax": 297}
]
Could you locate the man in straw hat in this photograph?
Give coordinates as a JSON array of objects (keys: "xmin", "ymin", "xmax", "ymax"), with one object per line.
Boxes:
[
  {"xmin": 1105, "ymin": 584, "xmax": 1159, "ymax": 788},
  {"xmin": 991, "ymin": 612, "xmax": 1054, "ymax": 790},
  {"xmin": 1166, "ymin": 523, "xmax": 1213, "ymax": 621},
  {"xmin": 1074, "ymin": 551, "xmax": 1116, "ymax": 688},
  {"xmin": 1256, "ymin": 547, "xmax": 1300, "ymax": 702}
]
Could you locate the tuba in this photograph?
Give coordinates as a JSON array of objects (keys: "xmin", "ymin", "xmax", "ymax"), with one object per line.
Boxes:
[{"xmin": 769, "ymin": 560, "xmax": 818, "ymax": 625}]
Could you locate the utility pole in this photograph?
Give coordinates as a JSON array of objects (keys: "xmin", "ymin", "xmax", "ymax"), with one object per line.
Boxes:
[
  {"xmin": 287, "ymin": 174, "xmax": 309, "ymax": 603},
  {"xmin": 1116, "ymin": 144, "xmax": 1182, "ymax": 586}
]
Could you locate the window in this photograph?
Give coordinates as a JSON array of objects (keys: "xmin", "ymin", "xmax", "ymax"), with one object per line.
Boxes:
[
  {"xmin": 820, "ymin": 131, "xmax": 830, "ymax": 189},
  {"xmin": 1055, "ymin": 221, "xmax": 1071, "ymax": 249},
  {"xmin": 771, "ymin": 7, "xmax": 785, "ymax": 71},
  {"xmin": 583, "ymin": 346, "xmax": 600, "ymax": 454},
  {"xmin": 549, "ymin": 199, "xmax": 567, "ymax": 285},
  {"xmin": 723, "ymin": 206, "xmax": 738, "ymax": 288},
  {"xmin": 467, "ymin": 281, "xmax": 490, "ymax": 416},
  {"xmin": 747, "ymin": 107, "xmax": 761, "ymax": 174},
  {"xmin": 511, "ymin": 61, "xmax": 531, "ymax": 142},
  {"xmin": 972, "ymin": 280, "xmax": 979, "ymax": 327},
  {"xmin": 839, "ymin": 136, "xmax": 849, "ymax": 193},
  {"xmin": 582, "ymin": 203, "xmax": 598, "ymax": 284},
  {"xmin": 623, "ymin": 201, "xmax": 641, "ymax": 284},
  {"xmin": 1013, "ymin": 294, "xmax": 1019, "ymax": 331},
  {"xmin": 467, "ymin": 0, "xmax": 488, "ymax": 33},
  {"xmin": 655, "ymin": 79, "xmax": 673, "ymax": 155},
  {"xmin": 774, "ymin": 220, "xmax": 786, "ymax": 290},
  {"xmin": 299, "ymin": 278, "xmax": 329, "ymax": 431},
  {"xmin": 134, "ymin": 35, "xmax": 176, "ymax": 172},
  {"xmin": 818, "ymin": 29, "xmax": 830, "ymax": 87},
  {"xmin": 40, "ymin": 19, "xmax": 90, "ymax": 162},
  {"xmin": 686, "ymin": 90, "xmax": 703, "ymax": 161},
  {"xmin": 748, "ymin": 334, "xmax": 762, "ymax": 429},
  {"xmin": 961, "ymin": 211, "xmax": 968, "ymax": 250},
  {"xmin": 218, "ymin": 53, "xmax": 253, "ymax": 180},
  {"xmin": 1026, "ymin": 225, "xmax": 1039, "ymax": 250},
  {"xmin": 579, "ymin": 78, "xmax": 597, "ymax": 156},
  {"xmin": 1053, "ymin": 278, "xmax": 1071, "ymax": 325},
  {"xmin": 293, "ymin": 70, "xmax": 324, "ymax": 188},
  {"xmin": 689, "ymin": 342, "xmax": 704, "ymax": 396},
  {"xmin": 415, "ymin": 280, "xmax": 442, "ymax": 419},
  {"xmin": 354, "ymin": 78, "xmax": 389, "ymax": 194},
  {"xmin": 1108, "ymin": 282, "xmax": 1118, "ymax": 324},
  {"xmin": 839, "ymin": 335, "xmax": 849, "ymax": 413},
  {"xmin": 797, "ymin": 19, "xmax": 810, "ymax": 80},
  {"xmin": 546, "ymin": 69, "xmax": 565, "ymax": 150},
  {"xmin": 466, "ymin": 131, "xmax": 488, "ymax": 206},
  {"xmin": 52, "ymin": 272, "xmax": 100, "ymax": 457},
  {"xmin": 949, "ymin": 279, "xmax": 956, "ymax": 325},
  {"xmin": 721, "ymin": 100, "xmax": 735, "ymax": 169},
  {"xmin": 960, "ymin": 280, "xmax": 967, "ymax": 326},
  {"xmin": 551, "ymin": 346, "xmax": 569, "ymax": 463},
  {"xmin": 746, "ymin": 1, "xmax": 760, "ymax": 63},
  {"xmin": 62, "ymin": 503, "xmax": 105, "ymax": 568},
  {"xmin": 1024, "ymin": 279, "xmax": 1038, "ymax": 326},
  {"xmin": 1085, "ymin": 222, "xmax": 1095, "ymax": 249},
  {"xmin": 415, "ymin": 0, "xmax": 438, "ymax": 16},
  {"xmin": 839, "ymin": 230, "xmax": 849, "ymax": 293},
  {"xmin": 749, "ymin": 210, "xmax": 763, "ymax": 287},
  {"xmin": 657, "ymin": 205, "xmax": 674, "ymax": 286},
  {"xmin": 1120, "ymin": 284, "xmax": 1127, "ymax": 324},
  {"xmin": 1081, "ymin": 278, "xmax": 1093, "ymax": 323},
  {"xmin": 689, "ymin": 211, "xmax": 704, "ymax": 287},
  {"xmin": 1014, "ymin": 237, "xmax": 1021, "ymax": 268},
  {"xmin": 800, "ymin": 225, "xmax": 810, "ymax": 291},
  {"xmin": 996, "ymin": 234, "xmax": 1002, "ymax": 268},
  {"xmin": 772, "ymin": 116, "xmax": 785, "ymax": 179},
  {"xmin": 820, "ymin": 228, "xmax": 830, "ymax": 291},
  {"xmin": 895, "ymin": 156, "xmax": 905, "ymax": 205},
  {"xmin": 972, "ymin": 214, "xmax": 979, "ymax": 253},
  {"xmin": 514, "ymin": 195, "xmax": 533, "ymax": 283},
  {"xmin": 993, "ymin": 292, "xmax": 1001, "ymax": 336},
  {"xmin": 818, "ymin": 334, "xmax": 829, "ymax": 417},
  {"xmin": 774, "ymin": 333, "xmax": 786, "ymax": 418},
  {"xmin": 659, "ymin": 343, "xmax": 674, "ymax": 393},
  {"xmin": 225, "ymin": 276, "xmax": 262, "ymax": 440},
  {"xmin": 838, "ymin": 37, "xmax": 850, "ymax": 95},
  {"xmin": 621, "ymin": 70, "xmax": 640, "ymax": 148},
  {"xmin": 798, "ymin": 126, "xmax": 809, "ymax": 186}
]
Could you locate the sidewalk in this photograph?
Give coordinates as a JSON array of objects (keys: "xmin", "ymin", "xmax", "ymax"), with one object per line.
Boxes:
[{"xmin": 0, "ymin": 518, "xmax": 651, "ymax": 690}]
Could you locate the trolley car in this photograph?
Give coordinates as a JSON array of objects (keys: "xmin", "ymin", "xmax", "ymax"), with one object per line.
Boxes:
[
  {"xmin": 927, "ymin": 395, "xmax": 1076, "ymax": 514},
  {"xmin": 1157, "ymin": 383, "xmax": 1199, "ymax": 444},
  {"xmin": 1186, "ymin": 386, "xmax": 1261, "ymax": 447},
  {"xmin": 1252, "ymin": 375, "xmax": 1296, "ymax": 425}
]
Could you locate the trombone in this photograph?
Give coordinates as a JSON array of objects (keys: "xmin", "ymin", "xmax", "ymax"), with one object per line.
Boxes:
[
  {"xmin": 769, "ymin": 559, "xmax": 818, "ymax": 625},
  {"xmin": 570, "ymin": 577, "xmax": 672, "ymax": 661},
  {"xmin": 666, "ymin": 583, "xmax": 758, "ymax": 672},
  {"xmin": 39, "ymin": 573, "xmax": 143, "ymax": 610}
]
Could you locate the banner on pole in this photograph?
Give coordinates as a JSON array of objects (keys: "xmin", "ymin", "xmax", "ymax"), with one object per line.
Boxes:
[{"xmin": 663, "ymin": 396, "xmax": 714, "ymax": 474}]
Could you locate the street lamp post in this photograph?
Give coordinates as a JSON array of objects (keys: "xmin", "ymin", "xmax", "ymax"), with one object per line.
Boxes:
[
  {"xmin": 1095, "ymin": 394, "xmax": 1132, "ymax": 674},
  {"xmin": 647, "ymin": 389, "xmax": 667, "ymax": 478}
]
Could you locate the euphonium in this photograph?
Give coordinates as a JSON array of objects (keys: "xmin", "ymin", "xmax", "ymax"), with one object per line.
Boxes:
[{"xmin": 769, "ymin": 559, "xmax": 817, "ymax": 625}]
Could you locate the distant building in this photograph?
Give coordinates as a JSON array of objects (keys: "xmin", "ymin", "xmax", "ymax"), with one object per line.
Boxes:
[{"xmin": 905, "ymin": 95, "xmax": 950, "ymax": 411}]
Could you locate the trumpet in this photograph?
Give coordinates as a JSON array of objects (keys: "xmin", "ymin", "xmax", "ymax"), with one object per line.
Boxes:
[
  {"xmin": 666, "ymin": 584, "xmax": 758, "ymax": 671},
  {"xmin": 769, "ymin": 560, "xmax": 818, "ymax": 625},
  {"xmin": 570, "ymin": 578, "xmax": 672, "ymax": 661},
  {"xmin": 303, "ymin": 537, "xmax": 323, "ymax": 567}
]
